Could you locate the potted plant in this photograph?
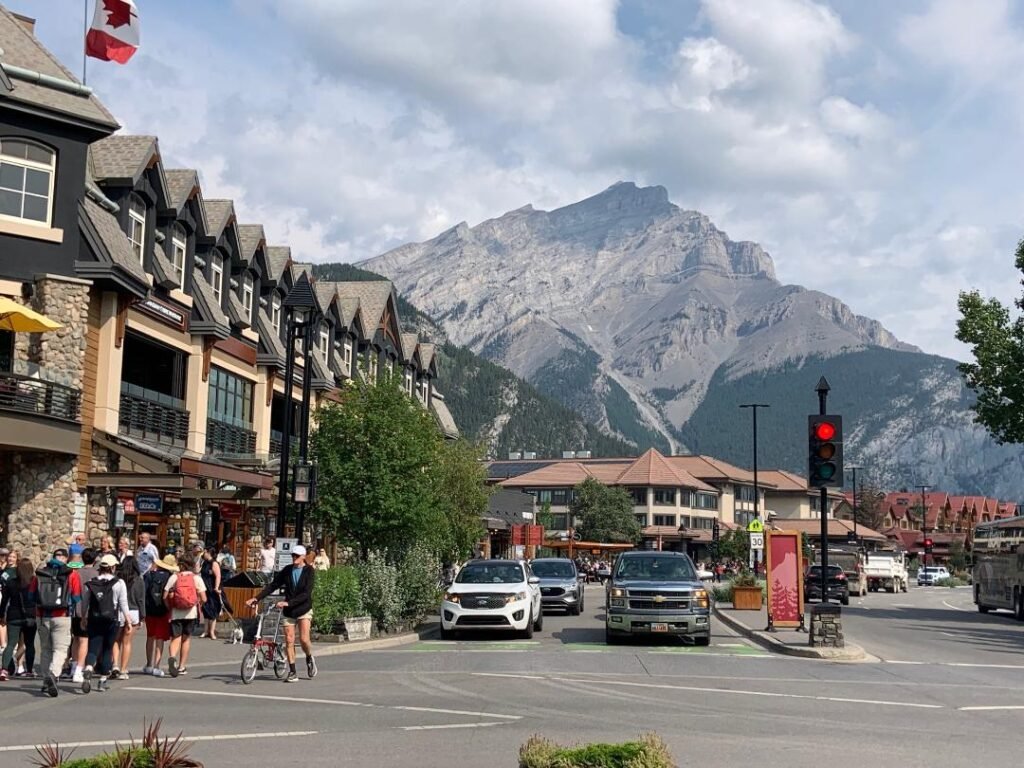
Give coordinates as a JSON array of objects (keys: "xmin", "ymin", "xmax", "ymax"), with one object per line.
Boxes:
[{"xmin": 731, "ymin": 570, "xmax": 763, "ymax": 610}]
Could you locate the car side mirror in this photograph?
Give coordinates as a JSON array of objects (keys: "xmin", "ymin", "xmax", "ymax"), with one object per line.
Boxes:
[{"xmin": 528, "ymin": 576, "xmax": 540, "ymax": 585}]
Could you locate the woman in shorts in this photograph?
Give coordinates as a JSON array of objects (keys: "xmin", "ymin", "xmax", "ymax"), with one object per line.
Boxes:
[{"xmin": 112, "ymin": 555, "xmax": 145, "ymax": 679}]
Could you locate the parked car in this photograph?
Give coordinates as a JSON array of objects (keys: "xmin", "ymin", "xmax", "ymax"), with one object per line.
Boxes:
[
  {"xmin": 530, "ymin": 558, "xmax": 586, "ymax": 615},
  {"xmin": 605, "ymin": 551, "xmax": 711, "ymax": 646},
  {"xmin": 440, "ymin": 559, "xmax": 542, "ymax": 640},
  {"xmin": 804, "ymin": 564, "xmax": 850, "ymax": 605},
  {"xmin": 917, "ymin": 566, "xmax": 951, "ymax": 587}
]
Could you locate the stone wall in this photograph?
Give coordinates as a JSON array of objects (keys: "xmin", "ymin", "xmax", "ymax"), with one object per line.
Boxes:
[
  {"xmin": 6, "ymin": 452, "xmax": 77, "ymax": 563},
  {"xmin": 808, "ymin": 604, "xmax": 845, "ymax": 648},
  {"xmin": 25, "ymin": 274, "xmax": 91, "ymax": 387}
]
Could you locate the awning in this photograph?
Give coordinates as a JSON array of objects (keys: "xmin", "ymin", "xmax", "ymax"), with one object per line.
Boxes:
[{"xmin": 0, "ymin": 297, "xmax": 61, "ymax": 332}]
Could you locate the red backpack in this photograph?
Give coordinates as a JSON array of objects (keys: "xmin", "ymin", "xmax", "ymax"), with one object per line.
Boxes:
[{"xmin": 168, "ymin": 572, "xmax": 199, "ymax": 610}]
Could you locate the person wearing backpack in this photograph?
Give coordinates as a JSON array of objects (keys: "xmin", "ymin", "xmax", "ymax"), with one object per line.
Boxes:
[
  {"xmin": 79, "ymin": 554, "xmax": 130, "ymax": 693},
  {"xmin": 143, "ymin": 554, "xmax": 176, "ymax": 677},
  {"xmin": 161, "ymin": 552, "xmax": 206, "ymax": 678},
  {"xmin": 0, "ymin": 557, "xmax": 37, "ymax": 680},
  {"xmin": 29, "ymin": 548, "xmax": 81, "ymax": 697},
  {"xmin": 70, "ymin": 548, "xmax": 99, "ymax": 685}
]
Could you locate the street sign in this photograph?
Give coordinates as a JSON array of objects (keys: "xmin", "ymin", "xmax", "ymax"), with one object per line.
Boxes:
[
  {"xmin": 747, "ymin": 518, "xmax": 764, "ymax": 533},
  {"xmin": 749, "ymin": 533, "xmax": 765, "ymax": 549},
  {"xmin": 134, "ymin": 494, "xmax": 162, "ymax": 514},
  {"xmin": 276, "ymin": 537, "xmax": 299, "ymax": 570}
]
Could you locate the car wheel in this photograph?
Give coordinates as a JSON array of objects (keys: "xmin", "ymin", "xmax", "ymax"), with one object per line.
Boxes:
[
  {"xmin": 1015, "ymin": 591, "xmax": 1024, "ymax": 622},
  {"xmin": 605, "ymin": 628, "xmax": 622, "ymax": 645},
  {"xmin": 440, "ymin": 624, "xmax": 457, "ymax": 641},
  {"xmin": 569, "ymin": 603, "xmax": 580, "ymax": 616},
  {"xmin": 534, "ymin": 605, "xmax": 543, "ymax": 632},
  {"xmin": 521, "ymin": 606, "xmax": 535, "ymax": 639},
  {"xmin": 841, "ymin": 594, "xmax": 850, "ymax": 606},
  {"xmin": 693, "ymin": 634, "xmax": 711, "ymax": 647}
]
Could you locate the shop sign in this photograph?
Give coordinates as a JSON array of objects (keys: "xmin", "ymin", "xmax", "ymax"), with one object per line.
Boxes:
[
  {"xmin": 219, "ymin": 502, "xmax": 243, "ymax": 519},
  {"xmin": 135, "ymin": 297, "xmax": 187, "ymax": 331},
  {"xmin": 134, "ymin": 494, "xmax": 163, "ymax": 514}
]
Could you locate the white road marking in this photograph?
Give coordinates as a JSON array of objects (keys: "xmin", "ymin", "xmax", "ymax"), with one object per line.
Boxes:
[
  {"xmin": 892, "ymin": 604, "xmax": 913, "ymax": 608},
  {"xmin": 546, "ymin": 676, "xmax": 944, "ymax": 709},
  {"xmin": 886, "ymin": 660, "xmax": 1024, "ymax": 670},
  {"xmin": 942, "ymin": 600, "xmax": 966, "ymax": 611},
  {"xmin": 958, "ymin": 705, "xmax": 1024, "ymax": 711},
  {"xmin": 398, "ymin": 722, "xmax": 509, "ymax": 730},
  {"xmin": 0, "ymin": 732, "xmax": 318, "ymax": 753},
  {"xmin": 125, "ymin": 687, "xmax": 520, "ymax": 720},
  {"xmin": 886, "ymin": 660, "xmax": 926, "ymax": 665}
]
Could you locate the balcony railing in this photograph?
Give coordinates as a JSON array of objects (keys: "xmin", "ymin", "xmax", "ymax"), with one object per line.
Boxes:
[
  {"xmin": 0, "ymin": 371, "xmax": 80, "ymax": 421},
  {"xmin": 119, "ymin": 383, "xmax": 190, "ymax": 447},
  {"xmin": 207, "ymin": 417, "xmax": 257, "ymax": 456},
  {"xmin": 269, "ymin": 429, "xmax": 299, "ymax": 457}
]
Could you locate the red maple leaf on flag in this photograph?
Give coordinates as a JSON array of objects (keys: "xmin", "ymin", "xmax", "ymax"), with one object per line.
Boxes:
[{"xmin": 102, "ymin": 0, "xmax": 134, "ymax": 29}]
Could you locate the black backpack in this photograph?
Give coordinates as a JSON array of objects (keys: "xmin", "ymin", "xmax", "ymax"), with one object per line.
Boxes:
[
  {"xmin": 87, "ymin": 578, "xmax": 120, "ymax": 621},
  {"xmin": 145, "ymin": 569, "xmax": 170, "ymax": 616},
  {"xmin": 36, "ymin": 567, "xmax": 70, "ymax": 611}
]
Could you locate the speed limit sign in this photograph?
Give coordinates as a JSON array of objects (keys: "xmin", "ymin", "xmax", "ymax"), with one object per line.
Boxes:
[{"xmin": 749, "ymin": 532, "xmax": 764, "ymax": 549}]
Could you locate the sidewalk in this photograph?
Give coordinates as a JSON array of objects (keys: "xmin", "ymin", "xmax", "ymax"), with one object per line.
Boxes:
[{"xmin": 714, "ymin": 603, "xmax": 866, "ymax": 661}]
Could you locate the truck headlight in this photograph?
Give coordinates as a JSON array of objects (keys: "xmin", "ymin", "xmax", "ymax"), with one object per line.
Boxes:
[
  {"xmin": 610, "ymin": 587, "xmax": 626, "ymax": 598},
  {"xmin": 444, "ymin": 592, "xmax": 460, "ymax": 604},
  {"xmin": 506, "ymin": 591, "xmax": 527, "ymax": 604},
  {"xmin": 694, "ymin": 589, "xmax": 709, "ymax": 609}
]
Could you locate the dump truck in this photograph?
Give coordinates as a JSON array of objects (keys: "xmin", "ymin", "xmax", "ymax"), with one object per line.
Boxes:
[
  {"xmin": 864, "ymin": 549, "xmax": 909, "ymax": 593},
  {"xmin": 814, "ymin": 547, "xmax": 867, "ymax": 597}
]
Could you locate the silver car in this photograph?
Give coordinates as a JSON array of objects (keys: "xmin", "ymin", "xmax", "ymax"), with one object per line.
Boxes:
[{"xmin": 530, "ymin": 558, "xmax": 586, "ymax": 615}]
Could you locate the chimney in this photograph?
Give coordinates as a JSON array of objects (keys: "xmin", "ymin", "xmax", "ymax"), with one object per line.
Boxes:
[{"xmin": 12, "ymin": 14, "xmax": 36, "ymax": 35}]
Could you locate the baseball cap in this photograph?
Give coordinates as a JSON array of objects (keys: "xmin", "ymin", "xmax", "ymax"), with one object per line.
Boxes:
[
  {"xmin": 98, "ymin": 554, "xmax": 118, "ymax": 568},
  {"xmin": 52, "ymin": 547, "xmax": 69, "ymax": 559},
  {"xmin": 292, "ymin": 545, "xmax": 307, "ymax": 558},
  {"xmin": 69, "ymin": 543, "xmax": 85, "ymax": 556},
  {"xmin": 0, "ymin": 547, "xmax": 10, "ymax": 557}
]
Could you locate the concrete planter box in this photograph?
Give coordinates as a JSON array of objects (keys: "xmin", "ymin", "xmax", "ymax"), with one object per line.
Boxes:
[
  {"xmin": 731, "ymin": 585, "xmax": 763, "ymax": 610},
  {"xmin": 343, "ymin": 616, "xmax": 372, "ymax": 641}
]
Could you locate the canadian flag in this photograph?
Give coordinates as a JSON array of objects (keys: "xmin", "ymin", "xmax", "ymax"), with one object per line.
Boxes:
[{"xmin": 85, "ymin": 0, "xmax": 140, "ymax": 64}]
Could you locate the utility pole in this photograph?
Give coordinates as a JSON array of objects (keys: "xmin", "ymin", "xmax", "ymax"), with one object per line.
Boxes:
[
  {"xmin": 740, "ymin": 404, "xmax": 769, "ymax": 574},
  {"xmin": 916, "ymin": 484, "xmax": 930, "ymax": 570}
]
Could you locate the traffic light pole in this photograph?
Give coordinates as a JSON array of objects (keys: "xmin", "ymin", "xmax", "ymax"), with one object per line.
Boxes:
[
  {"xmin": 917, "ymin": 484, "xmax": 930, "ymax": 571},
  {"xmin": 817, "ymin": 378, "xmax": 830, "ymax": 605}
]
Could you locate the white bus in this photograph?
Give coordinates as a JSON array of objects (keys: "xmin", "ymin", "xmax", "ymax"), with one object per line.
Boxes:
[{"xmin": 972, "ymin": 517, "xmax": 1024, "ymax": 618}]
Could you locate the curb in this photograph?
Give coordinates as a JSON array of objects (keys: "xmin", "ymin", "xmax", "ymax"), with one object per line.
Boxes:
[
  {"xmin": 313, "ymin": 624, "xmax": 439, "ymax": 658},
  {"xmin": 713, "ymin": 603, "xmax": 866, "ymax": 661}
]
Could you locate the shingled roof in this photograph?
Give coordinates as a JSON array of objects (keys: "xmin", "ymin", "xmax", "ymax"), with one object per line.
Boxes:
[
  {"xmin": 400, "ymin": 332, "xmax": 419, "ymax": 363},
  {"xmin": 89, "ymin": 135, "xmax": 159, "ymax": 184},
  {"xmin": 431, "ymin": 392, "xmax": 459, "ymax": 439},
  {"xmin": 0, "ymin": 7, "xmax": 118, "ymax": 130},
  {"xmin": 417, "ymin": 342, "xmax": 436, "ymax": 372},
  {"xmin": 237, "ymin": 224, "xmax": 266, "ymax": 260},
  {"xmin": 617, "ymin": 449, "xmax": 716, "ymax": 491},
  {"xmin": 165, "ymin": 169, "xmax": 200, "ymax": 209},
  {"xmin": 334, "ymin": 282, "xmax": 392, "ymax": 332},
  {"xmin": 77, "ymin": 197, "xmax": 150, "ymax": 291},
  {"xmin": 265, "ymin": 247, "xmax": 291, "ymax": 283},
  {"xmin": 204, "ymin": 199, "xmax": 236, "ymax": 239}
]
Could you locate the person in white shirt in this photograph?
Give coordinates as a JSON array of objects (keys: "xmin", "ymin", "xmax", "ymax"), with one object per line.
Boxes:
[
  {"xmin": 79, "ymin": 554, "xmax": 131, "ymax": 693},
  {"xmin": 259, "ymin": 539, "xmax": 276, "ymax": 575},
  {"xmin": 162, "ymin": 553, "xmax": 207, "ymax": 678}
]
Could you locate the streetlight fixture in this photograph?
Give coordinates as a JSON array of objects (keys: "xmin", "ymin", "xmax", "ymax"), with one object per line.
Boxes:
[{"xmin": 739, "ymin": 403, "xmax": 769, "ymax": 573}]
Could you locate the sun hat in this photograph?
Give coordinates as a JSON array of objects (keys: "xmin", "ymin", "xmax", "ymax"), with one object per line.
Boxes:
[
  {"xmin": 98, "ymin": 554, "xmax": 118, "ymax": 568},
  {"xmin": 292, "ymin": 545, "xmax": 307, "ymax": 558},
  {"xmin": 154, "ymin": 554, "xmax": 180, "ymax": 573}
]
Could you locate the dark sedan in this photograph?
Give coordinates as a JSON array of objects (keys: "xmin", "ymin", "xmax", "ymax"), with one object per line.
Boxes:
[{"xmin": 804, "ymin": 564, "xmax": 850, "ymax": 606}]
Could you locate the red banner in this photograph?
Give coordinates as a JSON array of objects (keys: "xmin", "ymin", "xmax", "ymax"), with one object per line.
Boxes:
[{"xmin": 766, "ymin": 531, "xmax": 804, "ymax": 629}]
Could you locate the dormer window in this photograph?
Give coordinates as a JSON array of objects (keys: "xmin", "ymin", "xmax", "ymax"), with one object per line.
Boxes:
[
  {"xmin": 0, "ymin": 139, "xmax": 55, "ymax": 226},
  {"xmin": 128, "ymin": 195, "xmax": 147, "ymax": 263},
  {"xmin": 369, "ymin": 353, "xmax": 378, "ymax": 383},
  {"xmin": 319, "ymin": 324, "xmax": 329, "ymax": 360},
  {"xmin": 241, "ymin": 273, "xmax": 254, "ymax": 317},
  {"xmin": 210, "ymin": 254, "xmax": 224, "ymax": 304},
  {"xmin": 343, "ymin": 340, "xmax": 353, "ymax": 372},
  {"xmin": 271, "ymin": 294, "xmax": 282, "ymax": 333},
  {"xmin": 170, "ymin": 224, "xmax": 187, "ymax": 288}
]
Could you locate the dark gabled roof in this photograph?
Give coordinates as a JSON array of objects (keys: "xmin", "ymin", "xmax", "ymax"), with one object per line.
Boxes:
[
  {"xmin": 150, "ymin": 245, "xmax": 179, "ymax": 290},
  {"xmin": 204, "ymin": 199, "xmax": 236, "ymax": 240},
  {"xmin": 418, "ymin": 342, "xmax": 436, "ymax": 372},
  {"xmin": 0, "ymin": 7, "xmax": 118, "ymax": 131},
  {"xmin": 227, "ymin": 291, "xmax": 251, "ymax": 330},
  {"xmin": 237, "ymin": 224, "xmax": 265, "ymax": 261},
  {"xmin": 265, "ymin": 246, "xmax": 291, "ymax": 283},
  {"xmin": 400, "ymin": 332, "xmax": 420, "ymax": 365},
  {"xmin": 75, "ymin": 198, "xmax": 149, "ymax": 297},
  {"xmin": 334, "ymin": 281, "xmax": 393, "ymax": 333},
  {"xmin": 165, "ymin": 169, "xmax": 199, "ymax": 209},
  {"xmin": 88, "ymin": 135, "xmax": 159, "ymax": 184},
  {"xmin": 309, "ymin": 350, "xmax": 334, "ymax": 391},
  {"xmin": 254, "ymin": 309, "xmax": 286, "ymax": 367},
  {"xmin": 190, "ymin": 268, "xmax": 230, "ymax": 338},
  {"xmin": 337, "ymin": 297, "xmax": 363, "ymax": 333},
  {"xmin": 315, "ymin": 283, "xmax": 337, "ymax": 314}
]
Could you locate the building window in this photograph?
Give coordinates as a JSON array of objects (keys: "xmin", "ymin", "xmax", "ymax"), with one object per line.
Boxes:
[
  {"xmin": 343, "ymin": 340, "xmax": 353, "ymax": 372},
  {"xmin": 170, "ymin": 225, "xmax": 186, "ymax": 288},
  {"xmin": 679, "ymin": 490, "xmax": 692, "ymax": 508},
  {"xmin": 628, "ymin": 487, "xmax": 647, "ymax": 506},
  {"xmin": 210, "ymin": 254, "xmax": 224, "ymax": 304},
  {"xmin": 551, "ymin": 489, "xmax": 569, "ymax": 506},
  {"xmin": 536, "ymin": 489, "xmax": 553, "ymax": 504},
  {"xmin": 0, "ymin": 139, "xmax": 55, "ymax": 226},
  {"xmin": 634, "ymin": 513, "xmax": 647, "ymax": 526},
  {"xmin": 735, "ymin": 509, "xmax": 755, "ymax": 528},
  {"xmin": 692, "ymin": 516, "xmax": 715, "ymax": 530},
  {"xmin": 678, "ymin": 515, "xmax": 692, "ymax": 529},
  {"xmin": 207, "ymin": 366, "xmax": 253, "ymax": 428},
  {"xmin": 242, "ymin": 274, "xmax": 254, "ymax": 317},
  {"xmin": 127, "ymin": 195, "xmax": 147, "ymax": 263},
  {"xmin": 319, "ymin": 324, "xmax": 329, "ymax": 360},
  {"xmin": 369, "ymin": 353, "xmax": 378, "ymax": 383},
  {"xmin": 271, "ymin": 293, "xmax": 282, "ymax": 334},
  {"xmin": 404, "ymin": 368, "xmax": 412, "ymax": 395},
  {"xmin": 737, "ymin": 485, "xmax": 757, "ymax": 503},
  {"xmin": 653, "ymin": 489, "xmax": 675, "ymax": 506},
  {"xmin": 694, "ymin": 492, "xmax": 718, "ymax": 510},
  {"xmin": 653, "ymin": 514, "xmax": 676, "ymax": 527}
]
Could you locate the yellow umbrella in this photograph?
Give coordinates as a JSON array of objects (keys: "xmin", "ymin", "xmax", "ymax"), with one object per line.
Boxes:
[{"xmin": 0, "ymin": 296, "xmax": 62, "ymax": 332}]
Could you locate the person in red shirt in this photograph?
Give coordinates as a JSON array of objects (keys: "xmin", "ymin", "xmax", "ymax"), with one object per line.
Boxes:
[{"xmin": 29, "ymin": 548, "xmax": 82, "ymax": 697}]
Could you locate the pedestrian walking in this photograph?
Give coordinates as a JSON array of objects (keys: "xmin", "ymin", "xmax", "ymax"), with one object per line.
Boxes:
[
  {"xmin": 143, "ymin": 554, "xmax": 176, "ymax": 677},
  {"xmin": 198, "ymin": 546, "xmax": 222, "ymax": 640},
  {"xmin": 30, "ymin": 548, "xmax": 81, "ymax": 697},
  {"xmin": 247, "ymin": 544, "xmax": 317, "ymax": 683},
  {"xmin": 113, "ymin": 555, "xmax": 145, "ymax": 678},
  {"xmin": 259, "ymin": 538, "xmax": 276, "ymax": 575},
  {"xmin": 313, "ymin": 548, "xmax": 331, "ymax": 571},
  {"xmin": 162, "ymin": 552, "xmax": 206, "ymax": 677},
  {"xmin": 71, "ymin": 548, "xmax": 99, "ymax": 684},
  {"xmin": 116, "ymin": 537, "xmax": 131, "ymax": 564},
  {"xmin": 0, "ymin": 547, "xmax": 15, "ymax": 658},
  {"xmin": 1, "ymin": 557, "xmax": 37, "ymax": 680},
  {"xmin": 97, "ymin": 535, "xmax": 114, "ymax": 557},
  {"xmin": 135, "ymin": 533, "xmax": 159, "ymax": 576},
  {"xmin": 217, "ymin": 545, "xmax": 237, "ymax": 584},
  {"xmin": 80, "ymin": 554, "xmax": 130, "ymax": 693}
]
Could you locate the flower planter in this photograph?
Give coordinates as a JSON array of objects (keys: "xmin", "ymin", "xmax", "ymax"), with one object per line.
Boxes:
[
  {"xmin": 343, "ymin": 615, "xmax": 372, "ymax": 641},
  {"xmin": 731, "ymin": 585, "xmax": 763, "ymax": 610}
]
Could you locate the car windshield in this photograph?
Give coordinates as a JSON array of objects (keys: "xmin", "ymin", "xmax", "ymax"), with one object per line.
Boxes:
[
  {"xmin": 530, "ymin": 561, "xmax": 576, "ymax": 579},
  {"xmin": 615, "ymin": 556, "xmax": 696, "ymax": 581},
  {"xmin": 807, "ymin": 566, "xmax": 843, "ymax": 576},
  {"xmin": 455, "ymin": 563, "xmax": 524, "ymax": 584}
]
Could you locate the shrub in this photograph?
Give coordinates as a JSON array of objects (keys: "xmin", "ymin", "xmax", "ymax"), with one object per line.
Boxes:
[
  {"xmin": 359, "ymin": 551, "xmax": 402, "ymax": 632},
  {"xmin": 33, "ymin": 720, "xmax": 202, "ymax": 768},
  {"xmin": 398, "ymin": 542, "xmax": 441, "ymax": 621},
  {"xmin": 710, "ymin": 583, "xmax": 733, "ymax": 603},
  {"xmin": 519, "ymin": 733, "xmax": 673, "ymax": 768},
  {"xmin": 935, "ymin": 576, "xmax": 968, "ymax": 588},
  {"xmin": 312, "ymin": 566, "xmax": 364, "ymax": 634}
]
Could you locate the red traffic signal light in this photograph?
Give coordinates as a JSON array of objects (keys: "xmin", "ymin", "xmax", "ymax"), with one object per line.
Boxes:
[
  {"xmin": 808, "ymin": 415, "xmax": 843, "ymax": 488},
  {"xmin": 924, "ymin": 537, "xmax": 933, "ymax": 548},
  {"xmin": 813, "ymin": 422, "xmax": 836, "ymax": 441}
]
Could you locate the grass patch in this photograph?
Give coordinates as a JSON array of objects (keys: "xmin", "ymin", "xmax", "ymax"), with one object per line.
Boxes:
[
  {"xmin": 935, "ymin": 576, "xmax": 968, "ymax": 588},
  {"xmin": 519, "ymin": 733, "xmax": 673, "ymax": 768}
]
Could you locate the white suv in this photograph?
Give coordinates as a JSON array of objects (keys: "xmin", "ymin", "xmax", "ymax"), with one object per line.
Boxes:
[
  {"xmin": 440, "ymin": 560, "xmax": 543, "ymax": 640},
  {"xmin": 918, "ymin": 566, "xmax": 950, "ymax": 586}
]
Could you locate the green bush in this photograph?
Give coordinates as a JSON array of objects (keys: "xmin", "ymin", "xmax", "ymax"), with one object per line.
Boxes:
[
  {"xmin": 312, "ymin": 566, "xmax": 364, "ymax": 634},
  {"xmin": 935, "ymin": 576, "xmax": 968, "ymax": 588},
  {"xmin": 398, "ymin": 542, "xmax": 441, "ymax": 621},
  {"xmin": 359, "ymin": 551, "xmax": 402, "ymax": 632},
  {"xmin": 519, "ymin": 733, "xmax": 673, "ymax": 768},
  {"xmin": 710, "ymin": 583, "xmax": 733, "ymax": 603},
  {"xmin": 33, "ymin": 720, "xmax": 201, "ymax": 767}
]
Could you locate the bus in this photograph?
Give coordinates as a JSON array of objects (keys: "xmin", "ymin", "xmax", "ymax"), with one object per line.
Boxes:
[{"xmin": 972, "ymin": 517, "xmax": 1024, "ymax": 618}]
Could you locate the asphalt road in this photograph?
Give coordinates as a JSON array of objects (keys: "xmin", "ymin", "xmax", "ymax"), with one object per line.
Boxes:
[{"xmin": 2, "ymin": 583, "xmax": 1023, "ymax": 767}]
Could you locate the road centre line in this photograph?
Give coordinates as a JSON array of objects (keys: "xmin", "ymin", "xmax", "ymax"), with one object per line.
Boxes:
[
  {"xmin": 125, "ymin": 687, "xmax": 521, "ymax": 721},
  {"xmin": 0, "ymin": 732, "xmax": 318, "ymax": 753},
  {"xmin": 942, "ymin": 601, "xmax": 966, "ymax": 611},
  {"xmin": 959, "ymin": 705, "xmax": 1024, "ymax": 711},
  {"xmin": 398, "ymin": 722, "xmax": 509, "ymax": 730}
]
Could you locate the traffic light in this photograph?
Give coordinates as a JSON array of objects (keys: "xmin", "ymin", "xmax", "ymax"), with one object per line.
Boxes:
[
  {"xmin": 924, "ymin": 537, "xmax": 933, "ymax": 554},
  {"xmin": 808, "ymin": 415, "xmax": 843, "ymax": 488}
]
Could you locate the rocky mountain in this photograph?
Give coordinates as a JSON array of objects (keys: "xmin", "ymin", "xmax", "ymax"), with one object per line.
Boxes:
[{"xmin": 359, "ymin": 182, "xmax": 1024, "ymax": 498}]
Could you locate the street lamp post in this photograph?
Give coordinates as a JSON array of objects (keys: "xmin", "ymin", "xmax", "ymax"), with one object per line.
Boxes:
[
  {"xmin": 739, "ymin": 403, "xmax": 769, "ymax": 574},
  {"xmin": 916, "ymin": 483, "xmax": 930, "ymax": 571}
]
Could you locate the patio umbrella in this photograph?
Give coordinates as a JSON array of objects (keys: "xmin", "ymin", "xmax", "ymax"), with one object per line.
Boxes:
[{"xmin": 0, "ymin": 296, "xmax": 62, "ymax": 332}]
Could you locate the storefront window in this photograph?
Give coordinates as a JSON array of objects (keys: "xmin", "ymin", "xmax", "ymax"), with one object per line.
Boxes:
[{"xmin": 208, "ymin": 366, "xmax": 254, "ymax": 428}]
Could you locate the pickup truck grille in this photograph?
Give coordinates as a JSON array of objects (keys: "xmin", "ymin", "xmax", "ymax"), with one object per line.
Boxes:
[
  {"xmin": 460, "ymin": 593, "xmax": 508, "ymax": 610},
  {"xmin": 627, "ymin": 591, "xmax": 690, "ymax": 611}
]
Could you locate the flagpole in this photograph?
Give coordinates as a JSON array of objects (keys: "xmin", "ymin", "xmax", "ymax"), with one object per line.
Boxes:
[{"xmin": 82, "ymin": 0, "xmax": 88, "ymax": 84}]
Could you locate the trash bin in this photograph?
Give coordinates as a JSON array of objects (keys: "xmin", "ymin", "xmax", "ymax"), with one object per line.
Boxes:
[{"xmin": 223, "ymin": 571, "xmax": 275, "ymax": 620}]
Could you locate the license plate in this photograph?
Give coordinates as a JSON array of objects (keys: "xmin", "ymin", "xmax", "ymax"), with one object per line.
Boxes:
[{"xmin": 651, "ymin": 623, "xmax": 669, "ymax": 633}]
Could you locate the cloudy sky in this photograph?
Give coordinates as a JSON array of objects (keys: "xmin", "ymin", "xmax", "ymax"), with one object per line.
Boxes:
[{"xmin": 14, "ymin": 0, "xmax": 1024, "ymax": 359}]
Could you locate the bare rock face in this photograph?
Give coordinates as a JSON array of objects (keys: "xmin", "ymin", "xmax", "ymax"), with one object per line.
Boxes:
[{"xmin": 361, "ymin": 182, "xmax": 1022, "ymax": 495}]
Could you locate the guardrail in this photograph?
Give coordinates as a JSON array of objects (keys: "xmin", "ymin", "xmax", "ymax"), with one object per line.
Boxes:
[{"xmin": 0, "ymin": 371, "xmax": 80, "ymax": 421}]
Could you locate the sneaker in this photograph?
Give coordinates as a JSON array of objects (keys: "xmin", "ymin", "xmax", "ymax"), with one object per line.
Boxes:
[
  {"xmin": 177, "ymin": 668, "xmax": 188, "ymax": 676},
  {"xmin": 117, "ymin": 671, "xmax": 130, "ymax": 681},
  {"xmin": 81, "ymin": 667, "xmax": 93, "ymax": 695},
  {"xmin": 142, "ymin": 666, "xmax": 153, "ymax": 675},
  {"xmin": 72, "ymin": 671, "xmax": 84, "ymax": 684},
  {"xmin": 97, "ymin": 677, "xmax": 108, "ymax": 692},
  {"xmin": 284, "ymin": 671, "xmax": 298, "ymax": 683},
  {"xmin": 151, "ymin": 668, "xmax": 166, "ymax": 678},
  {"xmin": 168, "ymin": 658, "xmax": 179, "ymax": 678},
  {"xmin": 15, "ymin": 665, "xmax": 25, "ymax": 676},
  {"xmin": 110, "ymin": 667, "xmax": 120, "ymax": 679},
  {"xmin": 306, "ymin": 656, "xmax": 317, "ymax": 679},
  {"xmin": 43, "ymin": 675, "xmax": 58, "ymax": 698}
]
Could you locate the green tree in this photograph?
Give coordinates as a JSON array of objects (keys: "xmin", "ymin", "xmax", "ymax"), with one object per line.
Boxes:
[
  {"xmin": 536, "ymin": 501, "xmax": 555, "ymax": 530},
  {"xmin": 948, "ymin": 539, "xmax": 969, "ymax": 574},
  {"xmin": 717, "ymin": 529, "xmax": 750, "ymax": 564},
  {"xmin": 312, "ymin": 374, "xmax": 446, "ymax": 558},
  {"xmin": 855, "ymin": 485, "xmax": 886, "ymax": 532},
  {"xmin": 435, "ymin": 438, "xmax": 489, "ymax": 561},
  {"xmin": 571, "ymin": 478, "xmax": 641, "ymax": 544},
  {"xmin": 955, "ymin": 239, "xmax": 1024, "ymax": 444}
]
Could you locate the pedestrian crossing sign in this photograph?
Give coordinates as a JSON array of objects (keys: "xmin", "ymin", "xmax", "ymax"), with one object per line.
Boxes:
[{"xmin": 746, "ymin": 518, "xmax": 764, "ymax": 533}]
